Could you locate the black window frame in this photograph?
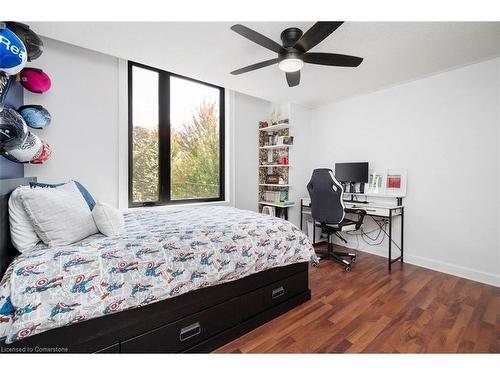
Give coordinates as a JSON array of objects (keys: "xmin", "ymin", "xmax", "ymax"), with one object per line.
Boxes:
[{"xmin": 128, "ymin": 61, "xmax": 225, "ymax": 208}]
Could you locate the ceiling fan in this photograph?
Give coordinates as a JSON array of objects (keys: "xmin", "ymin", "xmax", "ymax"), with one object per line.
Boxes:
[{"xmin": 230, "ymin": 22, "xmax": 363, "ymax": 87}]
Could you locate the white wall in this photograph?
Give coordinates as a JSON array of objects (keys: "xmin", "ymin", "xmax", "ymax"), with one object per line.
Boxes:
[
  {"xmin": 309, "ymin": 57, "xmax": 500, "ymax": 286},
  {"xmin": 20, "ymin": 36, "xmax": 500, "ymax": 286},
  {"xmin": 287, "ymin": 104, "xmax": 313, "ymax": 227},
  {"xmin": 24, "ymin": 38, "xmax": 120, "ymax": 206},
  {"xmin": 232, "ymin": 92, "xmax": 270, "ymax": 212},
  {"xmin": 24, "ymin": 38, "xmax": 236, "ymax": 210}
]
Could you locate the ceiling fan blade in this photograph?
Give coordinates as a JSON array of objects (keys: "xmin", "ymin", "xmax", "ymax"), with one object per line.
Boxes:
[
  {"xmin": 230, "ymin": 58, "xmax": 279, "ymax": 75},
  {"xmin": 294, "ymin": 22, "xmax": 344, "ymax": 52},
  {"xmin": 286, "ymin": 71, "xmax": 300, "ymax": 87},
  {"xmin": 303, "ymin": 52, "xmax": 363, "ymax": 67},
  {"xmin": 231, "ymin": 24, "xmax": 285, "ymax": 54}
]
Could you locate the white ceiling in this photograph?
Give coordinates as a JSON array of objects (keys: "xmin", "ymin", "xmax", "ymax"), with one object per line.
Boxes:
[{"xmin": 30, "ymin": 22, "xmax": 500, "ymax": 107}]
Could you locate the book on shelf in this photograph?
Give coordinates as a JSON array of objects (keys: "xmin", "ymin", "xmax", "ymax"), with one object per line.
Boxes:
[
  {"xmin": 277, "ymin": 200, "xmax": 295, "ymax": 206},
  {"xmin": 261, "ymin": 200, "xmax": 295, "ymax": 207}
]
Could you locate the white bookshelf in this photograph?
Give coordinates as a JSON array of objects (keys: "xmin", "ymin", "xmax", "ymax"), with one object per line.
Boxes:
[
  {"xmin": 259, "ymin": 145, "xmax": 293, "ymax": 150},
  {"xmin": 259, "ymin": 164, "xmax": 289, "ymax": 168},
  {"xmin": 259, "ymin": 123, "xmax": 290, "ymax": 132},
  {"xmin": 258, "ymin": 201, "xmax": 296, "ymax": 208},
  {"xmin": 259, "ymin": 184, "xmax": 290, "ymax": 187},
  {"xmin": 258, "ymin": 110, "xmax": 294, "ymax": 220}
]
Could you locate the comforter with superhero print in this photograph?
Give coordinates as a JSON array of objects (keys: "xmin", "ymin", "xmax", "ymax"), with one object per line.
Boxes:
[{"xmin": 0, "ymin": 206, "xmax": 317, "ymax": 343}]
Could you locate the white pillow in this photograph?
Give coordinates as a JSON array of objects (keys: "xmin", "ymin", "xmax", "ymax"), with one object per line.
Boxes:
[
  {"xmin": 19, "ymin": 181, "xmax": 98, "ymax": 247},
  {"xmin": 8, "ymin": 186, "xmax": 40, "ymax": 252},
  {"xmin": 92, "ymin": 201, "xmax": 124, "ymax": 237}
]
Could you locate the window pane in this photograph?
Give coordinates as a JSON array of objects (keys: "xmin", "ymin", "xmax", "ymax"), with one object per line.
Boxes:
[
  {"xmin": 170, "ymin": 76, "xmax": 221, "ymax": 200},
  {"xmin": 131, "ymin": 66, "xmax": 159, "ymax": 203}
]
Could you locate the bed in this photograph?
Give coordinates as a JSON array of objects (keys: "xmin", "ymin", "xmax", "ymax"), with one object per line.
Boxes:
[{"xmin": 0, "ymin": 178, "xmax": 317, "ymax": 353}]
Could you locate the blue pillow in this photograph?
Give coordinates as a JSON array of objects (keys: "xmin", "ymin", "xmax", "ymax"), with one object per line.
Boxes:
[{"xmin": 30, "ymin": 181, "xmax": 96, "ymax": 211}]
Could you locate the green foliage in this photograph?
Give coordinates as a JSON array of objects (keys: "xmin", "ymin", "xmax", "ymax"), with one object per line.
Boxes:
[
  {"xmin": 132, "ymin": 100, "xmax": 220, "ymax": 203},
  {"xmin": 132, "ymin": 127, "xmax": 159, "ymax": 202}
]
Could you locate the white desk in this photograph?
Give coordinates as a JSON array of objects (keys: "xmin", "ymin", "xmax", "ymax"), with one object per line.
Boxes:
[{"xmin": 300, "ymin": 197, "xmax": 405, "ymax": 270}]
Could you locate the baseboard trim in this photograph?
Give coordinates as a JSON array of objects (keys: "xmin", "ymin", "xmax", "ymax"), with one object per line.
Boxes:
[
  {"xmin": 403, "ymin": 254, "xmax": 500, "ymax": 288},
  {"xmin": 333, "ymin": 239, "xmax": 500, "ymax": 287}
]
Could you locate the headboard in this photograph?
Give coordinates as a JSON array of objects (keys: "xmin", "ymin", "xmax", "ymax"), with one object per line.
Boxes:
[{"xmin": 0, "ymin": 177, "xmax": 36, "ymax": 278}]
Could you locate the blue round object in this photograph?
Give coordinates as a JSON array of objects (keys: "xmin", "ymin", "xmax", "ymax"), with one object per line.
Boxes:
[
  {"xmin": 18, "ymin": 105, "xmax": 51, "ymax": 129},
  {"xmin": 0, "ymin": 24, "xmax": 28, "ymax": 75}
]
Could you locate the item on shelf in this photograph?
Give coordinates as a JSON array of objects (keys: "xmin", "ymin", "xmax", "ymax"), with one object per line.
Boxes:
[
  {"xmin": 266, "ymin": 174, "xmax": 280, "ymax": 184},
  {"xmin": 259, "ymin": 121, "xmax": 268, "ymax": 129},
  {"xmin": 264, "ymin": 190, "xmax": 286, "ymax": 202},
  {"xmin": 261, "ymin": 206, "xmax": 275, "ymax": 216},
  {"xmin": 270, "ymin": 109, "xmax": 281, "ymax": 125},
  {"xmin": 0, "ymin": 107, "xmax": 28, "ymax": 151},
  {"xmin": 283, "ymin": 136, "xmax": 294, "ymax": 145},
  {"xmin": 0, "ymin": 23, "xmax": 27, "ymax": 76},
  {"xmin": 20, "ymin": 68, "xmax": 51, "ymax": 93},
  {"xmin": 278, "ymin": 177, "xmax": 285, "ymax": 185},
  {"xmin": 5, "ymin": 22, "xmax": 44, "ymax": 61},
  {"xmin": 18, "ymin": 105, "xmax": 51, "ymax": 129},
  {"xmin": 278, "ymin": 147, "xmax": 288, "ymax": 165},
  {"xmin": 276, "ymin": 136, "xmax": 285, "ymax": 145},
  {"xmin": 277, "ymin": 118, "xmax": 289, "ymax": 124}
]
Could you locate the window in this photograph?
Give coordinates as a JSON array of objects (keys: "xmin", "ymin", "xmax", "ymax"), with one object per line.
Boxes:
[{"xmin": 128, "ymin": 62, "xmax": 225, "ymax": 207}]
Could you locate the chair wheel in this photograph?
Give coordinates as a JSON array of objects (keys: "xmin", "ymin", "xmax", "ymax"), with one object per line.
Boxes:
[
  {"xmin": 344, "ymin": 266, "xmax": 351, "ymax": 272},
  {"xmin": 351, "ymin": 257, "xmax": 356, "ymax": 263},
  {"xmin": 312, "ymin": 262, "xmax": 319, "ymax": 268}
]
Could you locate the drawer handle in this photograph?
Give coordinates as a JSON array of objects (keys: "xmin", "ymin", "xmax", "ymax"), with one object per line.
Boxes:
[
  {"xmin": 272, "ymin": 286, "xmax": 285, "ymax": 299},
  {"xmin": 179, "ymin": 322, "xmax": 201, "ymax": 342}
]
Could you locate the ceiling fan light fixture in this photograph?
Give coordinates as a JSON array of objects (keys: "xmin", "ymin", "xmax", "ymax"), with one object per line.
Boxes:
[{"xmin": 278, "ymin": 58, "xmax": 304, "ymax": 73}]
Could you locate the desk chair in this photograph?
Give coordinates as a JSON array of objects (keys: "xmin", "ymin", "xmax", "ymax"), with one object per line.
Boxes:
[{"xmin": 307, "ymin": 168, "xmax": 366, "ymax": 272}]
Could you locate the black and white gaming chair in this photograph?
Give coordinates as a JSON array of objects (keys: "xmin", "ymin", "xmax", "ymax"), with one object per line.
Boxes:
[{"xmin": 307, "ymin": 168, "xmax": 366, "ymax": 272}]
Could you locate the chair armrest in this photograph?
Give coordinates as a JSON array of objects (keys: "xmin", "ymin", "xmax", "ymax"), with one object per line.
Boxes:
[{"xmin": 344, "ymin": 208, "xmax": 366, "ymax": 230}]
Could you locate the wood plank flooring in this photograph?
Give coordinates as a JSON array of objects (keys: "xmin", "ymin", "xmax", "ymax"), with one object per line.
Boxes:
[{"xmin": 215, "ymin": 247, "xmax": 500, "ymax": 353}]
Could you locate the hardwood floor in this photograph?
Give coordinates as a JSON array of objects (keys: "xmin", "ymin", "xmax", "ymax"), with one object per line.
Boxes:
[{"xmin": 215, "ymin": 247, "xmax": 500, "ymax": 353}]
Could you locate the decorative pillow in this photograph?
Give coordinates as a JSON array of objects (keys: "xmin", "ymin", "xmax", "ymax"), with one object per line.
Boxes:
[
  {"xmin": 19, "ymin": 181, "xmax": 98, "ymax": 247},
  {"xmin": 30, "ymin": 180, "xmax": 96, "ymax": 210},
  {"xmin": 8, "ymin": 186, "xmax": 40, "ymax": 252},
  {"xmin": 92, "ymin": 201, "xmax": 125, "ymax": 237}
]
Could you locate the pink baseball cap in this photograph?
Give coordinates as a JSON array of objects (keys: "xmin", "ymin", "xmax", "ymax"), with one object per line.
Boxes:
[{"xmin": 20, "ymin": 68, "xmax": 51, "ymax": 93}]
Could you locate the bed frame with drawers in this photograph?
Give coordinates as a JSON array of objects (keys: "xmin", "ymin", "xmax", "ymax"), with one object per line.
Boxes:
[{"xmin": 0, "ymin": 178, "xmax": 311, "ymax": 353}]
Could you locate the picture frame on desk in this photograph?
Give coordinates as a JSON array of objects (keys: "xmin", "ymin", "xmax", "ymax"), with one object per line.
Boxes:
[
  {"xmin": 366, "ymin": 169, "xmax": 408, "ymax": 197},
  {"xmin": 385, "ymin": 169, "xmax": 407, "ymax": 197},
  {"xmin": 367, "ymin": 169, "xmax": 387, "ymax": 195}
]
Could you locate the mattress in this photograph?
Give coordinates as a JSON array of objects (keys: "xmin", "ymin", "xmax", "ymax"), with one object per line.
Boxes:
[{"xmin": 0, "ymin": 206, "xmax": 317, "ymax": 343}]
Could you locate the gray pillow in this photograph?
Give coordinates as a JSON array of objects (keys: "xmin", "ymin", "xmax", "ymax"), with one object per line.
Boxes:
[{"xmin": 19, "ymin": 181, "xmax": 98, "ymax": 247}]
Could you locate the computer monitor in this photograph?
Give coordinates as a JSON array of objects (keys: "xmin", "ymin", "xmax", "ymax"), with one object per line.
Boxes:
[{"xmin": 334, "ymin": 162, "xmax": 369, "ymax": 183}]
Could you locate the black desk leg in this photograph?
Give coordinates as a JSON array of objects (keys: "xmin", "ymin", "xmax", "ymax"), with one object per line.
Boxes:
[
  {"xmin": 300, "ymin": 205, "xmax": 303, "ymax": 231},
  {"xmin": 388, "ymin": 209, "xmax": 392, "ymax": 271},
  {"xmin": 284, "ymin": 207, "xmax": 288, "ymax": 221},
  {"xmin": 401, "ymin": 207, "xmax": 404, "ymax": 263}
]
